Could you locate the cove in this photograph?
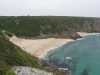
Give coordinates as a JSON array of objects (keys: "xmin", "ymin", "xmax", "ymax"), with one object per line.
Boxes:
[{"xmin": 44, "ymin": 33, "xmax": 100, "ymax": 75}]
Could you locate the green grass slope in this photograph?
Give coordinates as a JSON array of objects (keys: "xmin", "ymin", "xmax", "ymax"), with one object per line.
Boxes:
[{"xmin": 0, "ymin": 32, "xmax": 44, "ymax": 75}]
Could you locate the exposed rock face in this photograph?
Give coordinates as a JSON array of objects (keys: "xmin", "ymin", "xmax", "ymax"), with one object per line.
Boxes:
[
  {"xmin": 18, "ymin": 31, "xmax": 81, "ymax": 40},
  {"xmin": 77, "ymin": 19, "xmax": 100, "ymax": 33},
  {"xmin": 21, "ymin": 19, "xmax": 100, "ymax": 40},
  {"xmin": 34, "ymin": 57, "xmax": 70, "ymax": 75},
  {"xmin": 37, "ymin": 31, "xmax": 81, "ymax": 40},
  {"xmin": 12, "ymin": 66, "xmax": 53, "ymax": 75},
  {"xmin": 37, "ymin": 19, "xmax": 100, "ymax": 39}
]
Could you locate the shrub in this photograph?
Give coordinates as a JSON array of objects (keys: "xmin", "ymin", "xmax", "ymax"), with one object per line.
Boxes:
[
  {"xmin": 6, "ymin": 32, "xmax": 13, "ymax": 37},
  {"xmin": 4, "ymin": 71, "xmax": 16, "ymax": 75}
]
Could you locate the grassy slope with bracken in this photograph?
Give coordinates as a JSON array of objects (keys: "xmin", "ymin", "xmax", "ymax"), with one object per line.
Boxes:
[{"xmin": 0, "ymin": 32, "xmax": 44, "ymax": 75}]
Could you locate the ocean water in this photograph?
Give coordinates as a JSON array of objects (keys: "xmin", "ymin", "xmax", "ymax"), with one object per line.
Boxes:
[{"xmin": 44, "ymin": 33, "xmax": 100, "ymax": 75}]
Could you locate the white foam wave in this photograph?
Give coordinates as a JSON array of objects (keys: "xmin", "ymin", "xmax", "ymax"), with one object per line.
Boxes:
[
  {"xmin": 59, "ymin": 68, "xmax": 68, "ymax": 70},
  {"xmin": 65, "ymin": 57, "xmax": 72, "ymax": 59},
  {"xmin": 77, "ymin": 38, "xmax": 83, "ymax": 40},
  {"xmin": 81, "ymin": 33, "xmax": 100, "ymax": 36},
  {"xmin": 59, "ymin": 68, "xmax": 72, "ymax": 75},
  {"xmin": 39, "ymin": 47, "xmax": 57, "ymax": 59},
  {"xmin": 76, "ymin": 33, "xmax": 100, "ymax": 42}
]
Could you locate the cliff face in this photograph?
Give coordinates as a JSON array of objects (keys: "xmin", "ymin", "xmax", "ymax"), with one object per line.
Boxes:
[
  {"xmin": 77, "ymin": 19, "xmax": 100, "ymax": 32},
  {"xmin": 35, "ymin": 31, "xmax": 81, "ymax": 40},
  {"xmin": 33, "ymin": 18, "xmax": 100, "ymax": 39}
]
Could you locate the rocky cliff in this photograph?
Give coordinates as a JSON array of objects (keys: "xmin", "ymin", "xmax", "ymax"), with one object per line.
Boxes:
[
  {"xmin": 12, "ymin": 66, "xmax": 53, "ymax": 75},
  {"xmin": 35, "ymin": 18, "xmax": 100, "ymax": 39}
]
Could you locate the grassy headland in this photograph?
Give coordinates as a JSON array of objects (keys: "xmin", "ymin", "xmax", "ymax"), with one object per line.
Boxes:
[{"xmin": 0, "ymin": 16, "xmax": 100, "ymax": 39}]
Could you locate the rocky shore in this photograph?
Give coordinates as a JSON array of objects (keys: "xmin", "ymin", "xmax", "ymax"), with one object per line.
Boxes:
[{"xmin": 12, "ymin": 66, "xmax": 53, "ymax": 75}]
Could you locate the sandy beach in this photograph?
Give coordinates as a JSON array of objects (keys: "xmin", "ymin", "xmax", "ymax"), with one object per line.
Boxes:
[
  {"xmin": 77, "ymin": 32, "xmax": 89, "ymax": 36},
  {"xmin": 9, "ymin": 32, "xmax": 89, "ymax": 58}
]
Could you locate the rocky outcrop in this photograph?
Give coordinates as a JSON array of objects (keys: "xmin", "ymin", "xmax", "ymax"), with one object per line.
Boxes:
[
  {"xmin": 19, "ymin": 30, "xmax": 81, "ymax": 40},
  {"xmin": 37, "ymin": 18, "xmax": 100, "ymax": 39},
  {"xmin": 34, "ymin": 57, "xmax": 70, "ymax": 75},
  {"xmin": 12, "ymin": 66, "xmax": 53, "ymax": 75},
  {"xmin": 33, "ymin": 32, "xmax": 81, "ymax": 40},
  {"xmin": 77, "ymin": 19, "xmax": 100, "ymax": 33}
]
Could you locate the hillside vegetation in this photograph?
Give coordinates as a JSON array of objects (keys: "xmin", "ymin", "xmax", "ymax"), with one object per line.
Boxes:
[
  {"xmin": 0, "ymin": 16, "xmax": 100, "ymax": 39},
  {"xmin": 0, "ymin": 32, "xmax": 44, "ymax": 75}
]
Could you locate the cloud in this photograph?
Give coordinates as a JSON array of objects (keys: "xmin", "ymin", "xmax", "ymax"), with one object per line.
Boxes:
[{"xmin": 0, "ymin": 0, "xmax": 100, "ymax": 17}]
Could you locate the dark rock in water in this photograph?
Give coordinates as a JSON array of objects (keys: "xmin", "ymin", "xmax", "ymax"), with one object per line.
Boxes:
[{"xmin": 82, "ymin": 69, "xmax": 89, "ymax": 75}]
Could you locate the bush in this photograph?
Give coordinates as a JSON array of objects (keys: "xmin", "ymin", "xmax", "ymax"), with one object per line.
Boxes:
[
  {"xmin": 6, "ymin": 32, "xmax": 13, "ymax": 37},
  {"xmin": 4, "ymin": 71, "xmax": 16, "ymax": 75},
  {"xmin": 0, "ymin": 69, "xmax": 9, "ymax": 75}
]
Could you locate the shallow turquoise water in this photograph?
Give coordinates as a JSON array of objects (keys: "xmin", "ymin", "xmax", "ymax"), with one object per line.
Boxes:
[{"xmin": 44, "ymin": 33, "xmax": 100, "ymax": 75}]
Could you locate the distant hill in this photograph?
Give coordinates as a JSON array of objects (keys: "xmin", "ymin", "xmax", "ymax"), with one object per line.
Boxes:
[{"xmin": 0, "ymin": 16, "xmax": 100, "ymax": 39}]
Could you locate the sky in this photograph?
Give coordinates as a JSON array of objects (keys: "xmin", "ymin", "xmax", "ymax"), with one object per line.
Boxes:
[{"xmin": 0, "ymin": 0, "xmax": 100, "ymax": 17}]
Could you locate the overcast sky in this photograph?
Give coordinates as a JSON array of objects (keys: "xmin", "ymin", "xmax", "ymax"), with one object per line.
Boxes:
[{"xmin": 0, "ymin": 0, "xmax": 100, "ymax": 17}]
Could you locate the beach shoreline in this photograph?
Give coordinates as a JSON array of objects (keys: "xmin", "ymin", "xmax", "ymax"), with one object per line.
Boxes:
[
  {"xmin": 77, "ymin": 32, "xmax": 89, "ymax": 36},
  {"xmin": 38, "ymin": 39, "xmax": 74, "ymax": 59},
  {"xmin": 39, "ymin": 32, "xmax": 92, "ymax": 59},
  {"xmin": 9, "ymin": 32, "xmax": 90, "ymax": 58}
]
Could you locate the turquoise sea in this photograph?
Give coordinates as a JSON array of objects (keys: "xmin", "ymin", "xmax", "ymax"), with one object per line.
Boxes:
[{"xmin": 44, "ymin": 33, "xmax": 100, "ymax": 75}]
